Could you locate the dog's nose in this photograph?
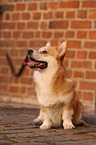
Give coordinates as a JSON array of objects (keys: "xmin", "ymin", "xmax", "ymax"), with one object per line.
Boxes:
[{"xmin": 28, "ymin": 50, "xmax": 33, "ymax": 55}]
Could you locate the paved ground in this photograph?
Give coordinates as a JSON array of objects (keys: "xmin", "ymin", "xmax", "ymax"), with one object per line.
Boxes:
[{"xmin": 0, "ymin": 102, "xmax": 96, "ymax": 145}]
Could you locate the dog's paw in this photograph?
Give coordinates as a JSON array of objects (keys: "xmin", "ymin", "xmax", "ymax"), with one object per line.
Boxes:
[
  {"xmin": 33, "ymin": 118, "xmax": 43, "ymax": 125},
  {"xmin": 63, "ymin": 122, "xmax": 75, "ymax": 130},
  {"xmin": 40, "ymin": 124, "xmax": 51, "ymax": 130}
]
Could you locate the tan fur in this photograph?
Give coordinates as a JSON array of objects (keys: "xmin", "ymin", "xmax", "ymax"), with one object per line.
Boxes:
[
  {"xmin": 41, "ymin": 105, "xmax": 47, "ymax": 113},
  {"xmin": 51, "ymin": 66, "xmax": 84, "ymax": 125},
  {"xmin": 31, "ymin": 41, "xmax": 84, "ymax": 129},
  {"xmin": 51, "ymin": 66, "xmax": 75, "ymax": 94},
  {"xmin": 35, "ymin": 83, "xmax": 40, "ymax": 96}
]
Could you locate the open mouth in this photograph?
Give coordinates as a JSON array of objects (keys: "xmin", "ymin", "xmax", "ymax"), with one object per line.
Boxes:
[{"xmin": 23, "ymin": 57, "xmax": 48, "ymax": 69}]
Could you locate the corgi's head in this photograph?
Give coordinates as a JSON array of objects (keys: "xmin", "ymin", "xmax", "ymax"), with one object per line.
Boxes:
[{"xmin": 23, "ymin": 41, "xmax": 67, "ymax": 71}]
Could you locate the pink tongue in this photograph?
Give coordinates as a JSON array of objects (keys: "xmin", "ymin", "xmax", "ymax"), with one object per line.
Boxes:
[{"xmin": 22, "ymin": 61, "xmax": 39, "ymax": 67}]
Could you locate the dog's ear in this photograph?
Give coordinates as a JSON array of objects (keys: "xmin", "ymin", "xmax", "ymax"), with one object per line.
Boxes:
[
  {"xmin": 58, "ymin": 41, "xmax": 67, "ymax": 58},
  {"xmin": 46, "ymin": 42, "xmax": 51, "ymax": 47}
]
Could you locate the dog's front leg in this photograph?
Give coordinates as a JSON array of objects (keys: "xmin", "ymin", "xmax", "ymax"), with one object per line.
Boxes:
[
  {"xmin": 40, "ymin": 114, "xmax": 52, "ymax": 130},
  {"xmin": 62, "ymin": 106, "xmax": 75, "ymax": 129},
  {"xmin": 40, "ymin": 107, "xmax": 52, "ymax": 130},
  {"xmin": 33, "ymin": 109, "xmax": 44, "ymax": 125}
]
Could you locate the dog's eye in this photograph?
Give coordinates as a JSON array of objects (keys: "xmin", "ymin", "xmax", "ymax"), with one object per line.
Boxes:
[{"xmin": 42, "ymin": 50, "xmax": 47, "ymax": 54}]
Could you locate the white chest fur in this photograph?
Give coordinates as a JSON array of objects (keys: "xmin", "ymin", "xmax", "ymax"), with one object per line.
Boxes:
[
  {"xmin": 33, "ymin": 69, "xmax": 56, "ymax": 106},
  {"xmin": 33, "ymin": 70, "xmax": 74, "ymax": 107}
]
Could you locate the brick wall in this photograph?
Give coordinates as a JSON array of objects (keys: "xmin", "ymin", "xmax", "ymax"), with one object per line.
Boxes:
[{"xmin": 0, "ymin": 0, "xmax": 96, "ymax": 113}]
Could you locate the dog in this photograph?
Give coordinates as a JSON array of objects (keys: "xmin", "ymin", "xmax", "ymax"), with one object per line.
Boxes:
[{"xmin": 23, "ymin": 41, "xmax": 84, "ymax": 130}]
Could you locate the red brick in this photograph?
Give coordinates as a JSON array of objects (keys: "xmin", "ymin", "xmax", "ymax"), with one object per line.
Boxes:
[
  {"xmin": 71, "ymin": 61, "xmax": 82, "ymax": 68},
  {"xmin": 89, "ymin": 10, "xmax": 96, "ymax": 19},
  {"xmin": 19, "ymin": 49, "xmax": 27, "ymax": 57},
  {"xmin": 49, "ymin": 2, "xmax": 58, "ymax": 9},
  {"xmin": 82, "ymin": 1, "xmax": 96, "ymax": 8},
  {"xmin": 66, "ymin": 11, "xmax": 75, "ymax": 18},
  {"xmin": 54, "ymin": 11, "xmax": 63, "ymax": 18},
  {"xmin": 28, "ymin": 3, "xmax": 37, "ymax": 10},
  {"xmin": 27, "ymin": 22, "xmax": 38, "ymax": 29},
  {"xmin": 50, "ymin": 40, "xmax": 58, "ymax": 46},
  {"xmin": 13, "ymin": 77, "xmax": 19, "ymax": 84},
  {"xmin": 77, "ymin": 51, "xmax": 87, "ymax": 59},
  {"xmin": 20, "ymin": 77, "xmax": 32, "ymax": 85},
  {"xmin": 14, "ymin": 58, "xmax": 23, "ymax": 66},
  {"xmin": 0, "ymin": 22, "xmax": 15, "ymax": 29},
  {"xmin": 0, "ymin": 49, "xmax": 6, "ymax": 56},
  {"xmin": 89, "ymin": 31, "xmax": 96, "ymax": 39},
  {"xmin": 0, "ymin": 84, "xmax": 8, "ymax": 92},
  {"xmin": 40, "ymin": 2, "xmax": 47, "ymax": 10},
  {"xmin": 33, "ymin": 12, "xmax": 41, "ymax": 20},
  {"xmin": 82, "ymin": 92, "xmax": 93, "ymax": 101},
  {"xmin": 42, "ymin": 31, "xmax": 52, "ymax": 38},
  {"xmin": 0, "ymin": 58, "xmax": 8, "ymax": 65},
  {"xmin": 35, "ymin": 31, "xmax": 41, "ymax": 38},
  {"xmin": 66, "ymin": 50, "xmax": 75, "ymax": 58},
  {"xmin": 30, "ymin": 40, "xmax": 46, "ymax": 47},
  {"xmin": 54, "ymin": 32, "xmax": 63, "ymax": 38},
  {"xmin": 1, "ymin": 67, "xmax": 9, "ymax": 74},
  {"xmin": 86, "ymin": 71, "xmax": 96, "ymax": 79},
  {"xmin": 0, "ymin": 4, "xmax": 14, "ymax": 11},
  {"xmin": 77, "ymin": 31, "xmax": 87, "ymax": 38},
  {"xmin": 71, "ymin": 61, "xmax": 92, "ymax": 69},
  {"xmin": 16, "ymin": 4, "xmax": 26, "ymax": 11},
  {"xmin": 20, "ymin": 87, "xmax": 26, "ymax": 94},
  {"xmin": 0, "ymin": 31, "xmax": 1, "ymax": 37},
  {"xmin": 22, "ymin": 13, "xmax": 30, "ymax": 20},
  {"xmin": 0, "ymin": 40, "xmax": 13, "ymax": 47},
  {"xmin": 9, "ymin": 86, "xmax": 19, "ymax": 93},
  {"xmin": 12, "ymin": 13, "xmax": 20, "ymax": 20},
  {"xmin": 65, "ymin": 31, "xmax": 75, "ymax": 38},
  {"xmin": 5, "ymin": 13, "xmax": 10, "ymax": 20},
  {"xmin": 71, "ymin": 21, "xmax": 91, "ymax": 29},
  {"xmin": 0, "ymin": 76, "xmax": 11, "ymax": 83},
  {"xmin": 49, "ymin": 21, "xmax": 68, "ymax": 29},
  {"xmin": 89, "ymin": 52, "xmax": 96, "ymax": 59},
  {"xmin": 60, "ymin": 1, "xmax": 79, "ymax": 8},
  {"xmin": 43, "ymin": 12, "xmax": 53, "ymax": 19},
  {"xmin": 22, "ymin": 69, "xmax": 30, "ymax": 76},
  {"xmin": 22, "ymin": 32, "xmax": 34, "ymax": 39},
  {"xmin": 80, "ymin": 81, "xmax": 95, "ymax": 90},
  {"xmin": 16, "ymin": 41, "xmax": 27, "ymax": 47},
  {"xmin": 84, "ymin": 41, "xmax": 96, "ymax": 49},
  {"xmin": 77, "ymin": 10, "xmax": 87, "ymax": 18},
  {"xmin": 68, "ymin": 41, "xmax": 81, "ymax": 48},
  {"xmin": 41, "ymin": 22, "xmax": 48, "ymax": 29},
  {"xmin": 2, "ymin": 31, "xmax": 11, "ymax": 38},
  {"xmin": 17, "ymin": 23, "xmax": 25, "ymax": 29},
  {"xmin": 10, "ymin": 49, "xmax": 19, "ymax": 57},
  {"xmin": 74, "ymin": 71, "xmax": 84, "ymax": 78},
  {"xmin": 82, "ymin": 61, "xmax": 92, "ymax": 69},
  {"xmin": 13, "ymin": 31, "xmax": 21, "ymax": 38},
  {"xmin": 0, "ymin": 14, "xmax": 4, "ymax": 21}
]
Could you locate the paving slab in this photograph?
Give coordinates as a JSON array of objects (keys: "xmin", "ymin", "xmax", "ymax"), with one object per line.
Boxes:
[{"xmin": 0, "ymin": 102, "xmax": 96, "ymax": 145}]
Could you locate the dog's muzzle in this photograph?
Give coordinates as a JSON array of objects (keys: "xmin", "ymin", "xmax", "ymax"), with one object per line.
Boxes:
[{"xmin": 23, "ymin": 50, "xmax": 48, "ymax": 69}]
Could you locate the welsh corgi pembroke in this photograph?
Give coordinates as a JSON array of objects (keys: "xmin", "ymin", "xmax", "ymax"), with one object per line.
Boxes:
[{"xmin": 24, "ymin": 41, "xmax": 84, "ymax": 130}]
